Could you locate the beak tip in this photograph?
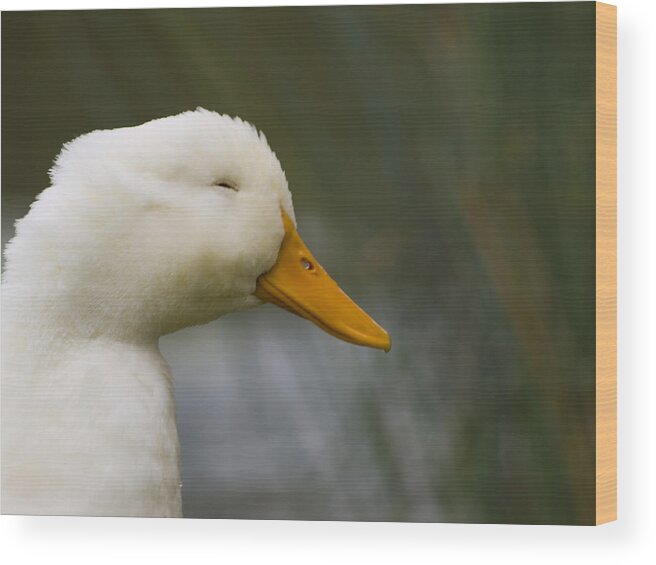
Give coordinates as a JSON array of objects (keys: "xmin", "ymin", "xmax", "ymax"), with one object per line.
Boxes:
[{"xmin": 376, "ymin": 331, "xmax": 391, "ymax": 353}]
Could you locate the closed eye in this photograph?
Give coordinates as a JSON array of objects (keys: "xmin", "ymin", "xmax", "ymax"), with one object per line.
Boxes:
[{"xmin": 214, "ymin": 180, "xmax": 238, "ymax": 191}]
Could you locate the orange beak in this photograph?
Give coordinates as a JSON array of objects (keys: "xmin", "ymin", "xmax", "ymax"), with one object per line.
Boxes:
[{"xmin": 255, "ymin": 211, "xmax": 391, "ymax": 352}]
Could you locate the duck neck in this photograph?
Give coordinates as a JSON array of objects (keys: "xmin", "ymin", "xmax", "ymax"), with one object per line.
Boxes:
[{"xmin": 2, "ymin": 283, "xmax": 163, "ymax": 356}]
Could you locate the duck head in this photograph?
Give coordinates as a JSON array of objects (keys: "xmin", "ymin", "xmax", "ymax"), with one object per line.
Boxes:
[{"xmin": 8, "ymin": 109, "xmax": 389, "ymax": 350}]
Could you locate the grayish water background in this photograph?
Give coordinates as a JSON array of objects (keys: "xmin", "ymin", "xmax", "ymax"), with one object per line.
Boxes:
[{"xmin": 2, "ymin": 3, "xmax": 595, "ymax": 523}]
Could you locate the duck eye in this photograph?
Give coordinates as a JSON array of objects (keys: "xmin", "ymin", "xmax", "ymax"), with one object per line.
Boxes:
[
  {"xmin": 301, "ymin": 258, "xmax": 314, "ymax": 271},
  {"xmin": 214, "ymin": 180, "xmax": 238, "ymax": 191}
]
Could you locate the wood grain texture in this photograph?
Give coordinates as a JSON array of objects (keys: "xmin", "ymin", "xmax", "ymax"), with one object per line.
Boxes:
[{"xmin": 595, "ymin": 1, "xmax": 617, "ymax": 525}]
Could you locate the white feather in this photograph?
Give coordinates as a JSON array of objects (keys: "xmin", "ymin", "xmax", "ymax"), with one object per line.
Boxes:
[{"xmin": 2, "ymin": 109, "xmax": 295, "ymax": 516}]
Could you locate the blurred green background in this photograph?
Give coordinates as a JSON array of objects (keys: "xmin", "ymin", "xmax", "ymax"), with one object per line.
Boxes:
[{"xmin": 2, "ymin": 3, "xmax": 596, "ymax": 524}]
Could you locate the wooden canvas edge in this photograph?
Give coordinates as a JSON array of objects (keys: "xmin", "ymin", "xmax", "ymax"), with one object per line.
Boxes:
[{"xmin": 595, "ymin": 1, "xmax": 617, "ymax": 526}]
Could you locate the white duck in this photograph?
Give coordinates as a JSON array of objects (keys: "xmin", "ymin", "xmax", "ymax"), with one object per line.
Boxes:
[{"xmin": 1, "ymin": 109, "xmax": 390, "ymax": 517}]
